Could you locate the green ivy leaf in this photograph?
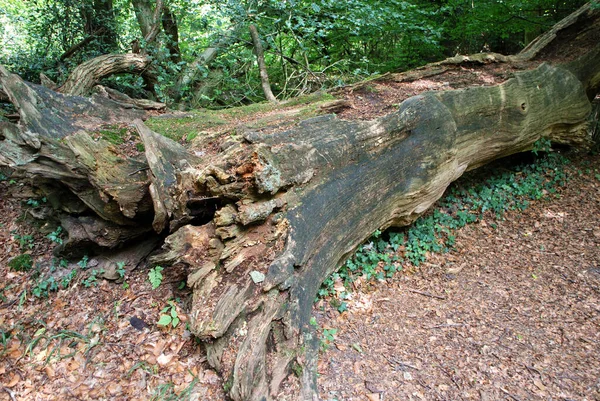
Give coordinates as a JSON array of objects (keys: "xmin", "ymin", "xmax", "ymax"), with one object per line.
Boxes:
[{"xmin": 157, "ymin": 315, "xmax": 172, "ymax": 326}]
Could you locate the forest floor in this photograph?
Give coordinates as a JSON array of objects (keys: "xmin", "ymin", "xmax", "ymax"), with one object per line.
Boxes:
[
  {"xmin": 1, "ymin": 146, "xmax": 599, "ymax": 401},
  {"xmin": 315, "ymin": 150, "xmax": 600, "ymax": 401},
  {"xmin": 1, "ymin": 57, "xmax": 600, "ymax": 401}
]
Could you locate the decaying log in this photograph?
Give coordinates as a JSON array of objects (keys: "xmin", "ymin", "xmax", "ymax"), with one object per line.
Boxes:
[
  {"xmin": 1, "ymin": 6, "xmax": 599, "ymax": 401},
  {"xmin": 94, "ymin": 85, "xmax": 166, "ymax": 110},
  {"xmin": 0, "ymin": 65, "xmax": 156, "ymax": 246},
  {"xmin": 171, "ymin": 52, "xmax": 596, "ymax": 401}
]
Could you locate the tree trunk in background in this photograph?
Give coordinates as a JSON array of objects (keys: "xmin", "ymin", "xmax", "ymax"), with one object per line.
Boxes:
[
  {"xmin": 1, "ymin": 6, "xmax": 599, "ymax": 401},
  {"xmin": 172, "ymin": 31, "xmax": 240, "ymax": 102},
  {"xmin": 131, "ymin": 0, "xmax": 160, "ymax": 40},
  {"xmin": 162, "ymin": 6, "xmax": 182, "ymax": 64},
  {"xmin": 82, "ymin": 0, "xmax": 117, "ymax": 51},
  {"xmin": 249, "ymin": 24, "xmax": 277, "ymax": 103}
]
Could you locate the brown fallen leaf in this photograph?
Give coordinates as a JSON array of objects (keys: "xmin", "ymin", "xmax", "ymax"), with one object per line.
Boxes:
[
  {"xmin": 366, "ymin": 393, "xmax": 381, "ymax": 401},
  {"xmin": 157, "ymin": 353, "xmax": 173, "ymax": 366},
  {"xmin": 335, "ymin": 343, "xmax": 347, "ymax": 351},
  {"xmin": 6, "ymin": 374, "xmax": 19, "ymax": 387},
  {"xmin": 448, "ymin": 263, "xmax": 466, "ymax": 274},
  {"xmin": 533, "ymin": 379, "xmax": 547, "ymax": 392},
  {"xmin": 365, "ymin": 381, "xmax": 384, "ymax": 393}
]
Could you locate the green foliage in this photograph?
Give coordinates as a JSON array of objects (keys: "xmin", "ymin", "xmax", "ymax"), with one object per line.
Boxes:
[
  {"xmin": 148, "ymin": 266, "xmax": 164, "ymax": 290},
  {"xmin": 8, "ymin": 254, "xmax": 33, "ymax": 272},
  {"xmin": 96, "ymin": 125, "xmax": 130, "ymax": 146},
  {"xmin": 46, "ymin": 226, "xmax": 64, "ymax": 245},
  {"xmin": 61, "ymin": 269, "xmax": 78, "ymax": 289},
  {"xmin": 25, "ymin": 197, "xmax": 46, "ymax": 208},
  {"xmin": 32, "ymin": 276, "xmax": 59, "ymax": 298},
  {"xmin": 83, "ymin": 269, "xmax": 103, "ymax": 288},
  {"xmin": 150, "ymin": 377, "xmax": 199, "ymax": 401},
  {"xmin": 156, "ymin": 300, "xmax": 180, "ymax": 329},
  {"xmin": 116, "ymin": 261, "xmax": 126, "ymax": 279},
  {"xmin": 320, "ymin": 328, "xmax": 337, "ymax": 351},
  {"xmin": 319, "ymin": 139, "xmax": 571, "ymax": 302},
  {"xmin": 24, "ymin": 326, "xmax": 96, "ymax": 364},
  {"xmin": 12, "ymin": 232, "xmax": 34, "ymax": 250},
  {"xmin": 429, "ymin": 0, "xmax": 588, "ymax": 55},
  {"xmin": 77, "ymin": 255, "xmax": 89, "ymax": 269},
  {"xmin": 532, "ymin": 137, "xmax": 552, "ymax": 156},
  {"xmin": 1, "ymin": 0, "xmax": 586, "ymax": 107}
]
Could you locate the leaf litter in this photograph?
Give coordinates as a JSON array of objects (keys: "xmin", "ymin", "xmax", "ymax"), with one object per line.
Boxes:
[{"xmin": 316, "ymin": 152, "xmax": 600, "ymax": 401}]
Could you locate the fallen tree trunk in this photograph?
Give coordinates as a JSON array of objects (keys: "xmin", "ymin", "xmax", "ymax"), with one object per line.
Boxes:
[{"xmin": 1, "ymin": 5, "xmax": 599, "ymax": 401}]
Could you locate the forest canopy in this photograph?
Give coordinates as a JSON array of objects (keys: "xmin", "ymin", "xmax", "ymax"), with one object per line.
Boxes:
[{"xmin": 0, "ymin": 0, "xmax": 592, "ymax": 108}]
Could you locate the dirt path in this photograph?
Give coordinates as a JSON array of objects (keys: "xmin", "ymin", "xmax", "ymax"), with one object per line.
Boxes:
[{"xmin": 316, "ymin": 152, "xmax": 600, "ymax": 401}]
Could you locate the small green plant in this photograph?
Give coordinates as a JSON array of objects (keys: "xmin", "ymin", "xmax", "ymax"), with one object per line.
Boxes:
[
  {"xmin": 291, "ymin": 362, "xmax": 303, "ymax": 377},
  {"xmin": 157, "ymin": 300, "xmax": 180, "ymax": 329},
  {"xmin": 223, "ymin": 376, "xmax": 234, "ymax": 393},
  {"xmin": 116, "ymin": 261, "xmax": 126, "ymax": 279},
  {"xmin": 24, "ymin": 327, "xmax": 92, "ymax": 363},
  {"xmin": 320, "ymin": 328, "xmax": 337, "ymax": 351},
  {"xmin": 77, "ymin": 255, "xmax": 89, "ymax": 269},
  {"xmin": 32, "ymin": 276, "xmax": 59, "ymax": 298},
  {"xmin": 12, "ymin": 232, "xmax": 34, "ymax": 250},
  {"xmin": 46, "ymin": 226, "xmax": 64, "ymax": 244},
  {"xmin": 61, "ymin": 269, "xmax": 77, "ymax": 289},
  {"xmin": 8, "ymin": 254, "xmax": 33, "ymax": 272},
  {"xmin": 148, "ymin": 266, "xmax": 164, "ymax": 290},
  {"xmin": 25, "ymin": 197, "xmax": 46, "ymax": 208},
  {"xmin": 532, "ymin": 137, "xmax": 552, "ymax": 156},
  {"xmin": 83, "ymin": 269, "xmax": 103, "ymax": 288}
]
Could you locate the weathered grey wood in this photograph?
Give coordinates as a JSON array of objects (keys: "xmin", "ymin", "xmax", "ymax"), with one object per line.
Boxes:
[
  {"xmin": 0, "ymin": 66, "xmax": 154, "ymax": 244},
  {"xmin": 134, "ymin": 119, "xmax": 199, "ymax": 232},
  {"xmin": 94, "ymin": 85, "xmax": 166, "ymax": 110},
  {"xmin": 58, "ymin": 53, "xmax": 150, "ymax": 96}
]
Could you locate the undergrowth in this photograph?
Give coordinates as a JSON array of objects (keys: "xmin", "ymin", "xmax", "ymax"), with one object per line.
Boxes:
[{"xmin": 318, "ymin": 139, "xmax": 572, "ymax": 308}]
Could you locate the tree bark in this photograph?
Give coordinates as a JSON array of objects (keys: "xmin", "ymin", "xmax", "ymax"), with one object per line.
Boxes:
[
  {"xmin": 0, "ymin": 7, "xmax": 599, "ymax": 401},
  {"xmin": 162, "ymin": 6, "xmax": 182, "ymax": 64},
  {"xmin": 131, "ymin": 0, "xmax": 163, "ymax": 42},
  {"xmin": 249, "ymin": 24, "xmax": 277, "ymax": 103},
  {"xmin": 93, "ymin": 85, "xmax": 166, "ymax": 110},
  {"xmin": 58, "ymin": 53, "xmax": 150, "ymax": 96}
]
